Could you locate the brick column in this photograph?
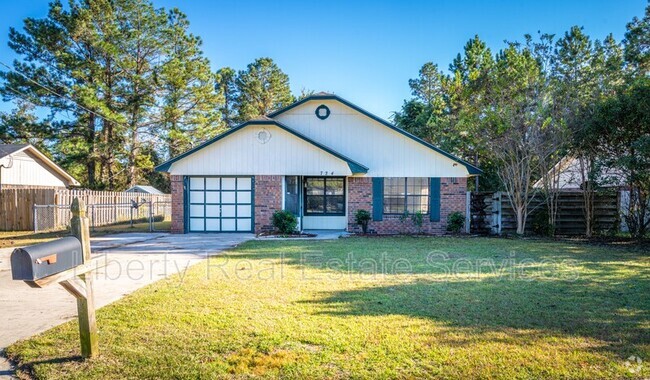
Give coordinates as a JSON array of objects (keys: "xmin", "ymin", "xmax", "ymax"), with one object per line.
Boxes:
[
  {"xmin": 170, "ymin": 175, "xmax": 184, "ymax": 234},
  {"xmin": 439, "ymin": 177, "xmax": 467, "ymax": 233},
  {"xmin": 347, "ymin": 177, "xmax": 373, "ymax": 232},
  {"xmin": 254, "ymin": 175, "xmax": 283, "ymax": 233}
]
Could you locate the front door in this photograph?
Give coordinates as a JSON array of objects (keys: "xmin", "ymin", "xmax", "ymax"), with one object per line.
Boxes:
[{"xmin": 284, "ymin": 176, "xmax": 302, "ymax": 231}]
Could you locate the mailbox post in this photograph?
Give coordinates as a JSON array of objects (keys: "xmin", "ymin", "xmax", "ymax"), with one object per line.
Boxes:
[
  {"xmin": 68, "ymin": 198, "xmax": 99, "ymax": 358},
  {"xmin": 10, "ymin": 197, "xmax": 101, "ymax": 359}
]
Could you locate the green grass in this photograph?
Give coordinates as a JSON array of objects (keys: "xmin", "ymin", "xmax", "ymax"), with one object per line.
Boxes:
[
  {"xmin": 6, "ymin": 237, "xmax": 650, "ymax": 379},
  {"xmin": 0, "ymin": 221, "xmax": 171, "ymax": 249}
]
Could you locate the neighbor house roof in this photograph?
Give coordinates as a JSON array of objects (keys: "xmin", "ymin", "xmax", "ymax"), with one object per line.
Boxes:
[
  {"xmin": 0, "ymin": 144, "xmax": 29, "ymax": 158},
  {"xmin": 0, "ymin": 144, "xmax": 80, "ymax": 186},
  {"xmin": 533, "ymin": 155, "xmax": 625, "ymax": 189},
  {"xmin": 155, "ymin": 119, "xmax": 369, "ymax": 174},
  {"xmin": 125, "ymin": 185, "xmax": 166, "ymax": 194},
  {"xmin": 267, "ymin": 93, "xmax": 482, "ymax": 175}
]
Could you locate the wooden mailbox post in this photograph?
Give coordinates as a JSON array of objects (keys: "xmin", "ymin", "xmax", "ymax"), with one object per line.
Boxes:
[
  {"xmin": 12, "ymin": 197, "xmax": 100, "ymax": 358},
  {"xmin": 66, "ymin": 197, "xmax": 99, "ymax": 358}
]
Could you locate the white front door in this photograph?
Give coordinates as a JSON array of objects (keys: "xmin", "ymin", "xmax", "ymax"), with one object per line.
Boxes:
[{"xmin": 187, "ymin": 176, "xmax": 253, "ymax": 232}]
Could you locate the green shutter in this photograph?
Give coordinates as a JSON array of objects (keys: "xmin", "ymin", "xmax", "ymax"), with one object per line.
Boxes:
[
  {"xmin": 372, "ymin": 177, "xmax": 384, "ymax": 221},
  {"xmin": 430, "ymin": 178, "xmax": 441, "ymax": 222}
]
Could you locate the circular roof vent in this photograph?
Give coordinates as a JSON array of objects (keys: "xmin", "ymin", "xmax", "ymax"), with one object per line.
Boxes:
[{"xmin": 315, "ymin": 104, "xmax": 330, "ymax": 120}]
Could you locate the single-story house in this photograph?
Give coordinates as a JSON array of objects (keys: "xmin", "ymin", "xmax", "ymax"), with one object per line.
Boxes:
[
  {"xmin": 125, "ymin": 185, "xmax": 166, "ymax": 195},
  {"xmin": 155, "ymin": 93, "xmax": 481, "ymax": 234},
  {"xmin": 0, "ymin": 144, "xmax": 80, "ymax": 189},
  {"xmin": 533, "ymin": 155, "xmax": 625, "ymax": 190}
]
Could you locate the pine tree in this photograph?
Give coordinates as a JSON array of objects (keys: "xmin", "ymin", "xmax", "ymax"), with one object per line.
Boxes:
[
  {"xmin": 235, "ymin": 58, "xmax": 294, "ymax": 122},
  {"xmin": 215, "ymin": 67, "xmax": 237, "ymax": 127}
]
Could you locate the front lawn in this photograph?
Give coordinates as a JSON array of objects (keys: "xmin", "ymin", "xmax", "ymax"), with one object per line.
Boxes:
[{"xmin": 6, "ymin": 237, "xmax": 649, "ymax": 379}]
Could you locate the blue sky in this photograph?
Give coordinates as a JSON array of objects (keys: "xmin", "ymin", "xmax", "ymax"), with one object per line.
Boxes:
[{"xmin": 0, "ymin": 0, "xmax": 646, "ymax": 119}]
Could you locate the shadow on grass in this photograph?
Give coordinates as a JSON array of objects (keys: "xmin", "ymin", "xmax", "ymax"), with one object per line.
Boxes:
[
  {"xmin": 301, "ymin": 276, "xmax": 649, "ymax": 355},
  {"xmin": 236, "ymin": 238, "xmax": 649, "ymax": 356},
  {"xmin": 12, "ymin": 355, "xmax": 83, "ymax": 378}
]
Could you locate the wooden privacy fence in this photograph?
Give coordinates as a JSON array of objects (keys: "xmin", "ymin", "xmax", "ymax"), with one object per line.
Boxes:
[
  {"xmin": 470, "ymin": 190, "xmax": 620, "ymax": 235},
  {"xmin": 0, "ymin": 188, "xmax": 170, "ymax": 231}
]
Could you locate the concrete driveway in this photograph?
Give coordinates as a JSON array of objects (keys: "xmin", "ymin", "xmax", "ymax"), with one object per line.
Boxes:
[{"xmin": 0, "ymin": 232, "xmax": 253, "ymax": 378}]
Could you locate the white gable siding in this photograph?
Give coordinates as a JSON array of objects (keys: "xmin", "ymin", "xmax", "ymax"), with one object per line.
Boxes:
[
  {"xmin": 1, "ymin": 151, "xmax": 69, "ymax": 187},
  {"xmin": 274, "ymin": 99, "xmax": 469, "ymax": 177},
  {"xmin": 169, "ymin": 124, "xmax": 352, "ymax": 176},
  {"xmin": 533, "ymin": 156, "xmax": 625, "ymax": 190}
]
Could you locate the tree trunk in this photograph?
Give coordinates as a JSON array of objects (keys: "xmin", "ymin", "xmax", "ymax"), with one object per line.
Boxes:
[
  {"xmin": 127, "ymin": 128, "xmax": 138, "ymax": 188},
  {"xmin": 578, "ymin": 155, "xmax": 594, "ymax": 237},
  {"xmin": 86, "ymin": 114, "xmax": 96, "ymax": 188},
  {"xmin": 474, "ymin": 152, "xmax": 479, "ymax": 191},
  {"xmin": 516, "ymin": 206, "xmax": 526, "ymax": 235}
]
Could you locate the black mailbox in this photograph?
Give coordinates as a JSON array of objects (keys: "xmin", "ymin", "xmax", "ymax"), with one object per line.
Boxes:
[{"xmin": 11, "ymin": 236, "xmax": 83, "ymax": 281}]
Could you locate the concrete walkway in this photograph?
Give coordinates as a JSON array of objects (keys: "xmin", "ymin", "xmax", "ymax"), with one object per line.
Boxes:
[{"xmin": 0, "ymin": 232, "xmax": 253, "ymax": 378}]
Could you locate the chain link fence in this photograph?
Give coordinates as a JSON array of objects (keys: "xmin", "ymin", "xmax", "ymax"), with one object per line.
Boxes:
[
  {"xmin": 33, "ymin": 200, "xmax": 172, "ymax": 233},
  {"xmin": 151, "ymin": 201, "xmax": 172, "ymax": 231}
]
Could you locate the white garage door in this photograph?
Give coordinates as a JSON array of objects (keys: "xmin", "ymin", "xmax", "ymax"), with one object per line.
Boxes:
[{"xmin": 188, "ymin": 176, "xmax": 253, "ymax": 232}]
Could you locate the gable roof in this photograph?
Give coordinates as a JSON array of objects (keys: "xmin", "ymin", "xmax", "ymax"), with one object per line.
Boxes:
[
  {"xmin": 268, "ymin": 94, "xmax": 482, "ymax": 175},
  {"xmin": 125, "ymin": 185, "xmax": 166, "ymax": 194},
  {"xmin": 0, "ymin": 144, "xmax": 80, "ymax": 186},
  {"xmin": 155, "ymin": 119, "xmax": 369, "ymax": 174}
]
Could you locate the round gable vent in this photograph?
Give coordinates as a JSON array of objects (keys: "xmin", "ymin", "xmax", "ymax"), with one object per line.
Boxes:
[
  {"xmin": 315, "ymin": 104, "xmax": 330, "ymax": 120},
  {"xmin": 256, "ymin": 128, "xmax": 271, "ymax": 144}
]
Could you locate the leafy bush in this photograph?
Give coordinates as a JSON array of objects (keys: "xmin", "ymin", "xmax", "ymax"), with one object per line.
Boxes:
[
  {"xmin": 531, "ymin": 209, "xmax": 554, "ymax": 236},
  {"xmin": 271, "ymin": 210, "xmax": 297, "ymax": 234},
  {"xmin": 411, "ymin": 211, "xmax": 424, "ymax": 233},
  {"xmin": 446, "ymin": 212, "xmax": 465, "ymax": 233},
  {"xmin": 354, "ymin": 209, "xmax": 371, "ymax": 233}
]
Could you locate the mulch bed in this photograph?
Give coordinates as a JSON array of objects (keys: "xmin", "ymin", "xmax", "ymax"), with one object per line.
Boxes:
[{"xmin": 257, "ymin": 231, "xmax": 318, "ymax": 238}]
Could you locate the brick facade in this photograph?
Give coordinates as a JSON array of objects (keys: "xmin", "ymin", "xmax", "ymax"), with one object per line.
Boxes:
[
  {"xmin": 347, "ymin": 177, "xmax": 467, "ymax": 234},
  {"xmin": 170, "ymin": 174, "xmax": 466, "ymax": 235},
  {"xmin": 170, "ymin": 175, "xmax": 185, "ymax": 234},
  {"xmin": 253, "ymin": 175, "xmax": 283, "ymax": 233}
]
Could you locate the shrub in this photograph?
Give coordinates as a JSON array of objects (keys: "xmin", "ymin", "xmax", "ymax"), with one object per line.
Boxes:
[
  {"xmin": 411, "ymin": 211, "xmax": 424, "ymax": 233},
  {"xmin": 271, "ymin": 210, "xmax": 297, "ymax": 234},
  {"xmin": 531, "ymin": 209, "xmax": 554, "ymax": 237},
  {"xmin": 446, "ymin": 211, "xmax": 465, "ymax": 234},
  {"xmin": 399, "ymin": 210, "xmax": 410, "ymax": 233},
  {"xmin": 354, "ymin": 209, "xmax": 371, "ymax": 233}
]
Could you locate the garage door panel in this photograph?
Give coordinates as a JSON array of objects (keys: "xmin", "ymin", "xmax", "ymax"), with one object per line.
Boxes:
[
  {"xmin": 205, "ymin": 205, "xmax": 220, "ymax": 217},
  {"xmin": 206, "ymin": 192, "xmax": 220, "ymax": 203},
  {"xmin": 221, "ymin": 219, "xmax": 236, "ymax": 231},
  {"xmin": 190, "ymin": 218, "xmax": 204, "ymax": 231},
  {"xmin": 237, "ymin": 177, "xmax": 252, "ymax": 190},
  {"xmin": 206, "ymin": 219, "xmax": 220, "ymax": 231},
  {"xmin": 221, "ymin": 191, "xmax": 236, "ymax": 203},
  {"xmin": 187, "ymin": 176, "xmax": 253, "ymax": 232},
  {"xmin": 221, "ymin": 205, "xmax": 236, "ymax": 217},
  {"xmin": 190, "ymin": 177, "xmax": 204, "ymax": 190},
  {"xmin": 222, "ymin": 178, "xmax": 236, "ymax": 190},
  {"xmin": 189, "ymin": 205, "xmax": 204, "ymax": 217},
  {"xmin": 237, "ymin": 205, "xmax": 251, "ymax": 216},
  {"xmin": 190, "ymin": 191, "xmax": 204, "ymax": 204},
  {"xmin": 206, "ymin": 178, "xmax": 220, "ymax": 190},
  {"xmin": 237, "ymin": 218, "xmax": 251, "ymax": 231},
  {"xmin": 237, "ymin": 191, "xmax": 251, "ymax": 204}
]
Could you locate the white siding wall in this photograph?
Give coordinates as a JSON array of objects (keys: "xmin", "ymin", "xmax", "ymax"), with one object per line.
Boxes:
[
  {"xmin": 169, "ymin": 124, "xmax": 352, "ymax": 176},
  {"xmin": 274, "ymin": 100, "xmax": 469, "ymax": 177},
  {"xmin": 302, "ymin": 216, "xmax": 347, "ymax": 229},
  {"xmin": 1, "ymin": 151, "xmax": 68, "ymax": 187}
]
